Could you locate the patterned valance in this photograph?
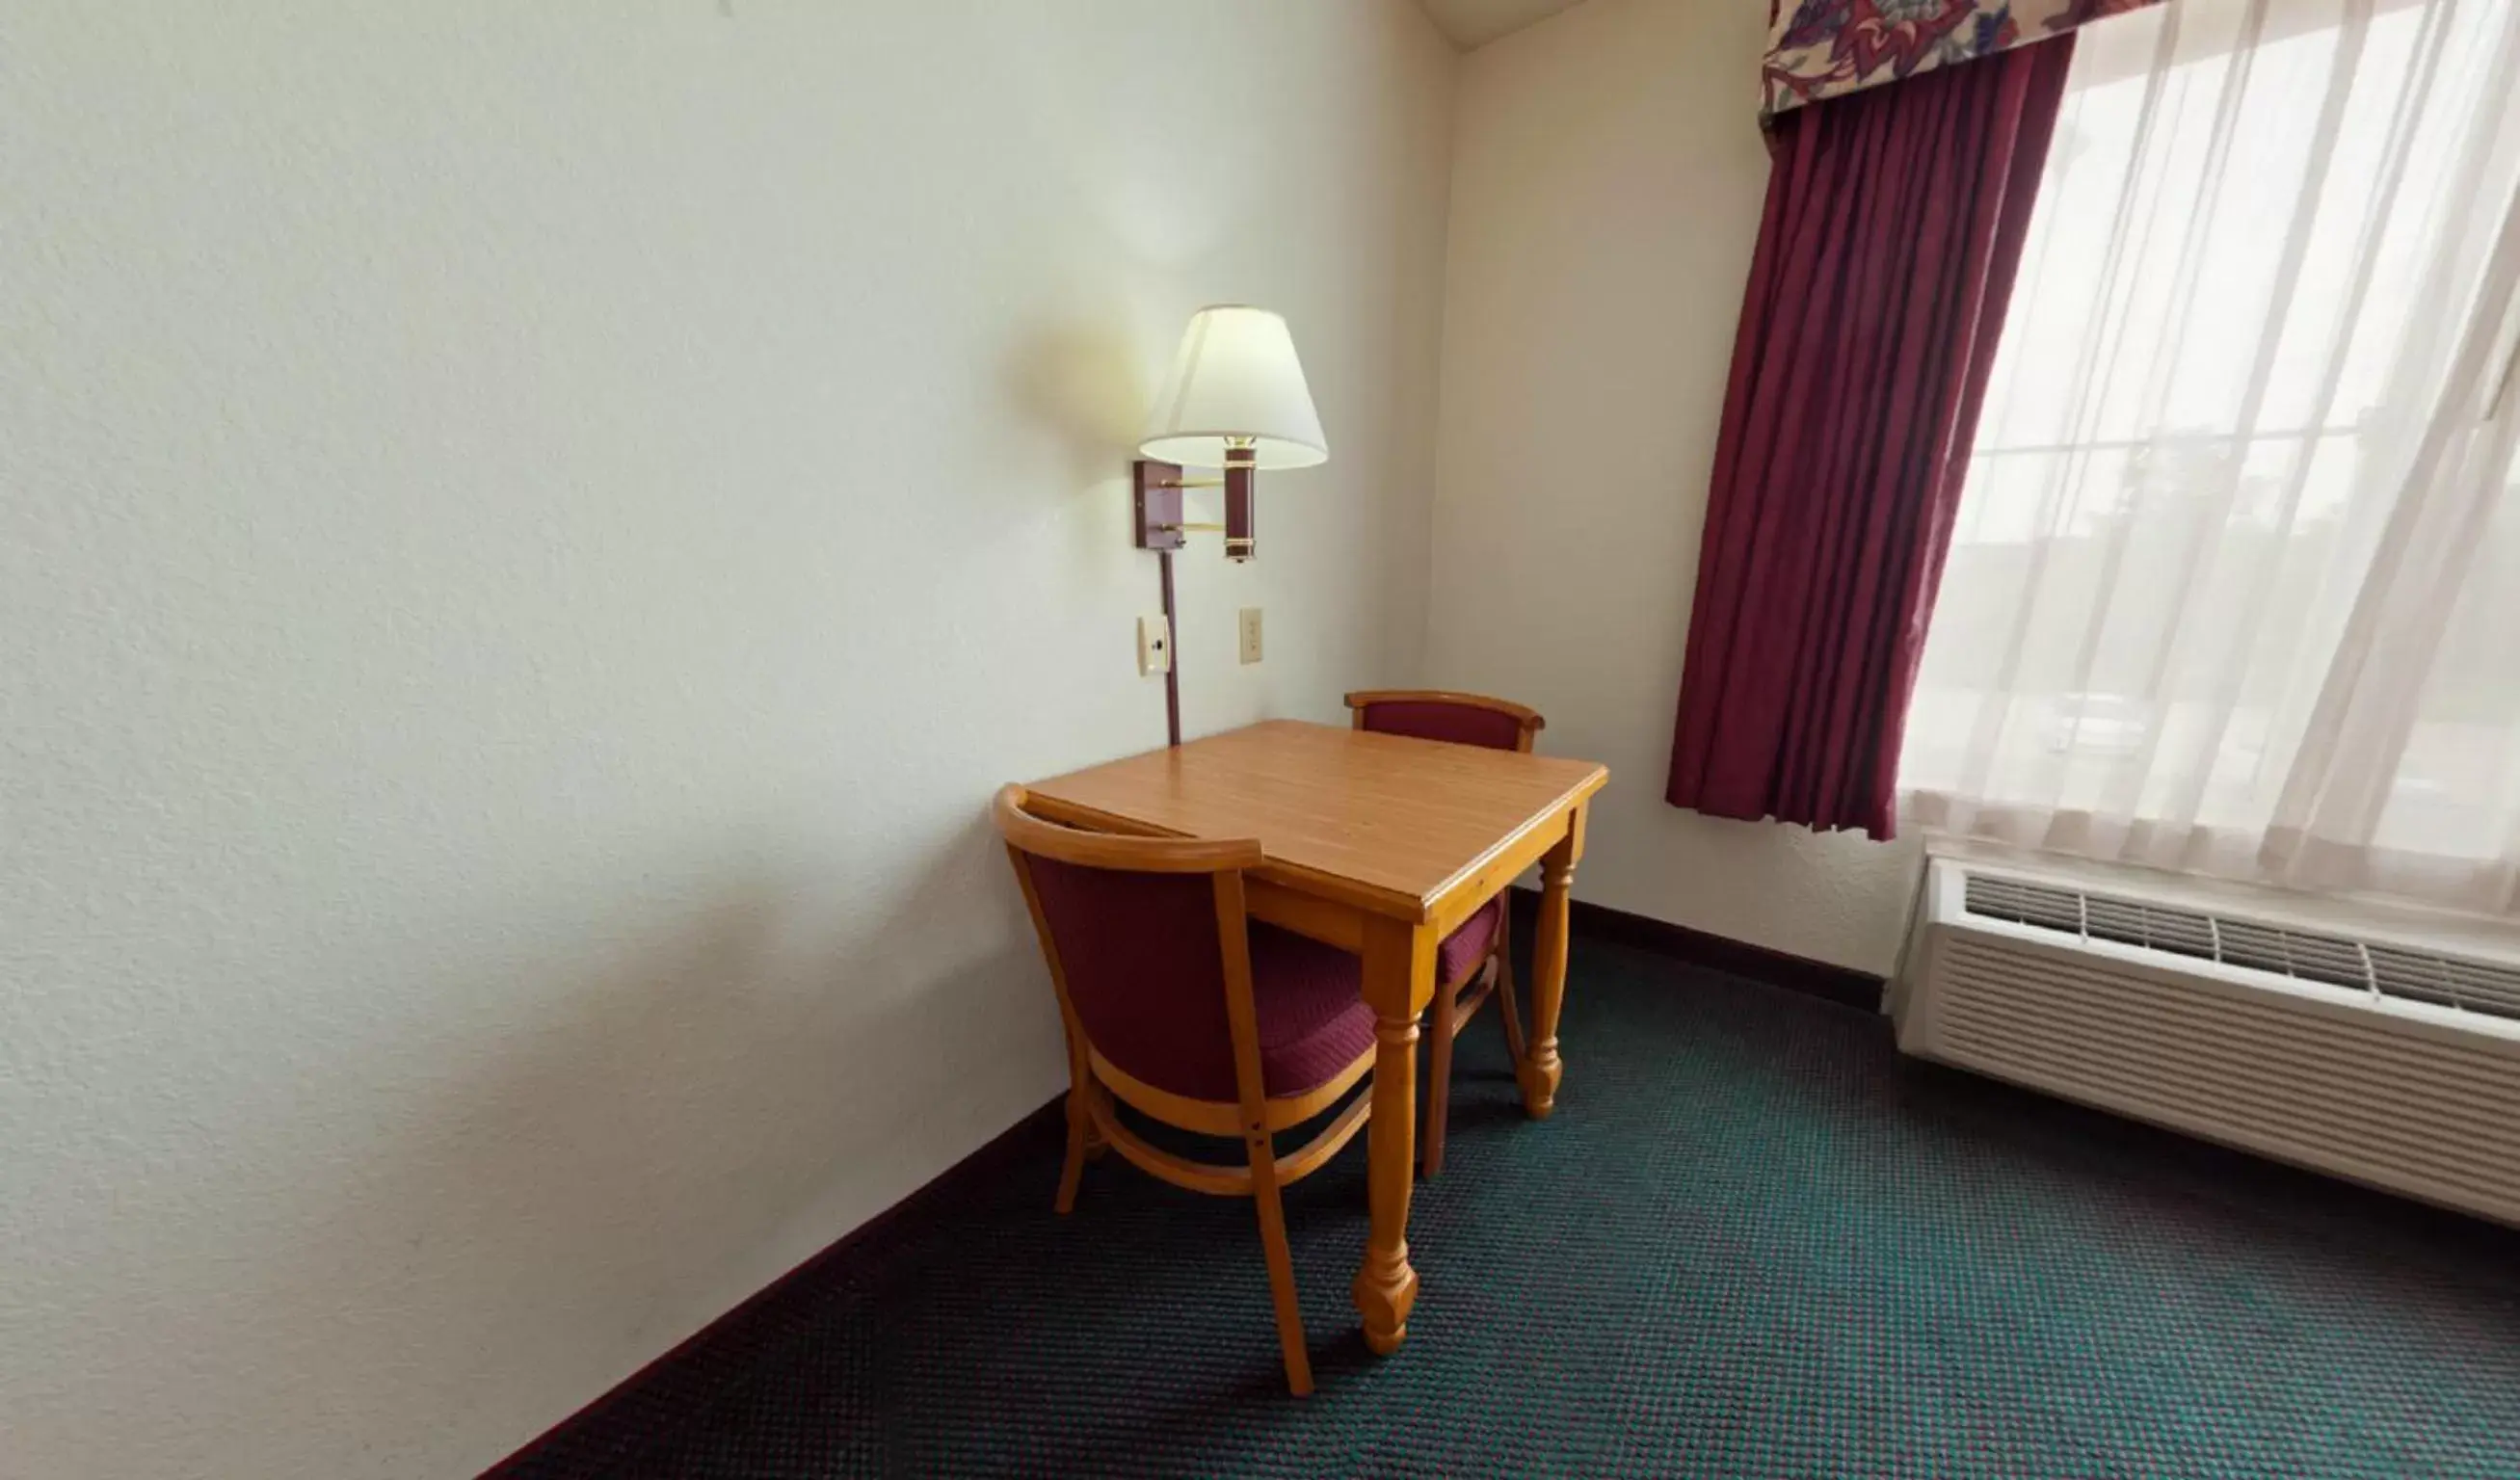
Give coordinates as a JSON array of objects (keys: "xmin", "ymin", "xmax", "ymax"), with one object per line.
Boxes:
[{"xmin": 1764, "ymin": 0, "xmax": 2164, "ymax": 117}]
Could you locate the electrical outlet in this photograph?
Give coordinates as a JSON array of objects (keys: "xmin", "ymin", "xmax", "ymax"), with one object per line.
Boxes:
[
  {"xmin": 1238, "ymin": 607, "xmax": 1262, "ymax": 665},
  {"xmin": 1136, "ymin": 614, "xmax": 1171, "ymax": 675}
]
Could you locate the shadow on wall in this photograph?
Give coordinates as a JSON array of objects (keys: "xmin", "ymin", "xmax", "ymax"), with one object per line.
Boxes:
[
  {"xmin": 141, "ymin": 812, "xmax": 1060, "ymax": 1472},
  {"xmin": 1004, "ymin": 318, "xmax": 1151, "ymax": 490}
]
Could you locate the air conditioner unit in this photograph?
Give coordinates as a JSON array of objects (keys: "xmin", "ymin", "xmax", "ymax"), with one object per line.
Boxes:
[{"xmin": 1895, "ymin": 855, "xmax": 2520, "ymax": 1229}]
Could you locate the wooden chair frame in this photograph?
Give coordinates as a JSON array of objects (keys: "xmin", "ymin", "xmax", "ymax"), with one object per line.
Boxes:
[
  {"xmin": 1342, "ymin": 690, "xmax": 1539, "ymax": 1176},
  {"xmin": 994, "ymin": 784, "xmax": 1376, "ymax": 1396}
]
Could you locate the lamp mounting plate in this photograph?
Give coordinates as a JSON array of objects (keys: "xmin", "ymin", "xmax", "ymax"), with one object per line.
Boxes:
[{"xmin": 1133, "ymin": 460, "xmax": 1185, "ymax": 551}]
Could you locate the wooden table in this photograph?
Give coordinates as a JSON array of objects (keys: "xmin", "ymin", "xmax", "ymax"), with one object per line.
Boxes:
[{"xmin": 1023, "ymin": 719, "xmax": 1608, "ymax": 1355}]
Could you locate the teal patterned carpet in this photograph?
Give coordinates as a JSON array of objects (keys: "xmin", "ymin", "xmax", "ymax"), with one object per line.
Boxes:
[{"xmin": 499, "ymin": 937, "xmax": 2520, "ymax": 1477}]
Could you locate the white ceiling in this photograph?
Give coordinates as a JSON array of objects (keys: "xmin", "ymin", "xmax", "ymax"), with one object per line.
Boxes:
[{"xmin": 1415, "ymin": 0, "xmax": 1592, "ymax": 50}]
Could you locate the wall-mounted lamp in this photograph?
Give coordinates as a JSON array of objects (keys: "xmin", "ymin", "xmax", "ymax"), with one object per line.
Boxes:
[
  {"xmin": 1131, "ymin": 306, "xmax": 1327, "ymax": 748},
  {"xmin": 1132, "ymin": 305, "xmax": 1327, "ymax": 565}
]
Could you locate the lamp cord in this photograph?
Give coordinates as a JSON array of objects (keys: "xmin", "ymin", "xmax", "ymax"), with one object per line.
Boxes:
[{"xmin": 1158, "ymin": 548, "xmax": 1182, "ymax": 748}]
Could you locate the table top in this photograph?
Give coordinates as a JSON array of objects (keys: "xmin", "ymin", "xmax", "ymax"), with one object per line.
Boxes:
[{"xmin": 1023, "ymin": 720, "xmax": 1608, "ymax": 923}]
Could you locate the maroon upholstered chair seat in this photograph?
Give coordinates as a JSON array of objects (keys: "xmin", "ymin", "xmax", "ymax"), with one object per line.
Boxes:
[
  {"xmin": 1020, "ymin": 852, "xmax": 1371, "ymax": 1103},
  {"xmin": 1438, "ymin": 896, "xmax": 1505, "ymax": 987},
  {"xmin": 1355, "ymin": 699, "xmax": 1526, "ymax": 751},
  {"xmin": 1241, "ymin": 926, "xmax": 1376, "ymax": 1100}
]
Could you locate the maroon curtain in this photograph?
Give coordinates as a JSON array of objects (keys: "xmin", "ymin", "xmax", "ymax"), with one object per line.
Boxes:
[{"xmin": 1665, "ymin": 37, "xmax": 2076, "ymax": 840}]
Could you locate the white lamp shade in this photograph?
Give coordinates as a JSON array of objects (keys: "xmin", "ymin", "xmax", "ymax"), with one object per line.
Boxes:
[{"xmin": 1137, "ymin": 305, "xmax": 1328, "ymax": 470}]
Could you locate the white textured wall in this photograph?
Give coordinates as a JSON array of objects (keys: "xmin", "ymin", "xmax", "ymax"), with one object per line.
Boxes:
[
  {"xmin": 1425, "ymin": 0, "xmax": 1923, "ymax": 974},
  {"xmin": 0, "ymin": 4, "xmax": 1452, "ymax": 1474}
]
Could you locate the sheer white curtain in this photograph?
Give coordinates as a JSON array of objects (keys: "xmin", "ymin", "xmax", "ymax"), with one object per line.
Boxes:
[{"xmin": 1899, "ymin": 0, "xmax": 2520, "ymax": 914}]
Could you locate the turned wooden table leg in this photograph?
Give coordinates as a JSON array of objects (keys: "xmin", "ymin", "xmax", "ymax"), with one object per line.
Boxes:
[
  {"xmin": 1353, "ymin": 916, "xmax": 1433, "ymax": 1356},
  {"xmin": 1518, "ymin": 807, "xmax": 1585, "ymax": 1120}
]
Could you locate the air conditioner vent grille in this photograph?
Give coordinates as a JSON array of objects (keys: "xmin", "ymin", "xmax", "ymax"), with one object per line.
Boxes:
[
  {"xmin": 1960, "ymin": 874, "xmax": 2085, "ymax": 934},
  {"xmin": 2081, "ymin": 893, "xmax": 2218, "ymax": 960},
  {"xmin": 1959, "ymin": 870, "xmax": 2520, "ymax": 1025}
]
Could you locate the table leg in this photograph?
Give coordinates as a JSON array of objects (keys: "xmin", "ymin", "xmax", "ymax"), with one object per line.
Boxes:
[
  {"xmin": 1353, "ymin": 916, "xmax": 1433, "ymax": 1356},
  {"xmin": 1518, "ymin": 809, "xmax": 1585, "ymax": 1119}
]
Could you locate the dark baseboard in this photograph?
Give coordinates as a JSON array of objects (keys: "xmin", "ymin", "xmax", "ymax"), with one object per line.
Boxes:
[
  {"xmin": 1509, "ymin": 887, "xmax": 1884, "ymax": 1014},
  {"xmin": 480, "ymin": 1094, "xmax": 1064, "ymax": 1477}
]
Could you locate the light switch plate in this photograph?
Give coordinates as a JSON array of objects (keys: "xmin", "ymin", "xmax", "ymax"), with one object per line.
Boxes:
[
  {"xmin": 1237, "ymin": 607, "xmax": 1262, "ymax": 665},
  {"xmin": 1137, "ymin": 614, "xmax": 1172, "ymax": 675}
]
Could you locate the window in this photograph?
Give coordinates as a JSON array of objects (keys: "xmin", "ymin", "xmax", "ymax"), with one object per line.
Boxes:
[{"xmin": 1899, "ymin": 0, "xmax": 2520, "ymax": 912}]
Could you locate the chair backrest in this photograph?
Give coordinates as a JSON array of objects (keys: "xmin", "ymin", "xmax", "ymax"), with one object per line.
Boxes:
[
  {"xmin": 1344, "ymin": 689, "xmax": 1544, "ymax": 753},
  {"xmin": 992, "ymin": 785, "xmax": 1265, "ymax": 1105}
]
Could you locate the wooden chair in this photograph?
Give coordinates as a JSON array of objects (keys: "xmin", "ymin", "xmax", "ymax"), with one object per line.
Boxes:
[
  {"xmin": 993, "ymin": 783, "xmax": 1378, "ymax": 1396},
  {"xmin": 1342, "ymin": 690, "xmax": 1543, "ymax": 1177}
]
